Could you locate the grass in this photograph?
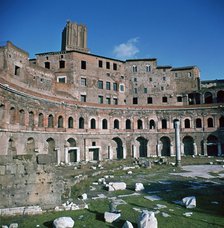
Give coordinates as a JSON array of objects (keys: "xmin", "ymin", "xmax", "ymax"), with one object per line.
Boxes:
[{"xmin": 1, "ymin": 157, "xmax": 224, "ymax": 227}]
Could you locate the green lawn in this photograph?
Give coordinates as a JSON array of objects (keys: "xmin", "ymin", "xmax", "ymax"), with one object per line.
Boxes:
[{"xmin": 1, "ymin": 157, "xmax": 224, "ymax": 227}]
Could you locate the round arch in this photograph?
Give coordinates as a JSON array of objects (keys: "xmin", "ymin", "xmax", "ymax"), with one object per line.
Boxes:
[
  {"xmin": 160, "ymin": 136, "xmax": 170, "ymax": 156},
  {"xmin": 183, "ymin": 136, "xmax": 194, "ymax": 155}
]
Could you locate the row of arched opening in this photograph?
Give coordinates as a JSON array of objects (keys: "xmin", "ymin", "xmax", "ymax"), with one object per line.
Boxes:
[
  {"xmin": 5, "ymin": 106, "xmax": 224, "ymax": 130},
  {"xmin": 7, "ymin": 134, "xmax": 223, "ymax": 162},
  {"xmin": 188, "ymin": 90, "xmax": 224, "ymax": 105}
]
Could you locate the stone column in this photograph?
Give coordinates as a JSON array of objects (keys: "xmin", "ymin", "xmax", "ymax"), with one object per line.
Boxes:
[
  {"xmin": 123, "ymin": 146, "xmax": 127, "ymax": 159},
  {"xmin": 193, "ymin": 143, "xmax": 197, "ymax": 156},
  {"xmin": 174, "ymin": 120, "xmax": 181, "ymax": 166},
  {"xmin": 203, "ymin": 141, "xmax": 208, "ymax": 156},
  {"xmin": 55, "ymin": 148, "xmax": 60, "ymax": 165},
  {"xmin": 170, "ymin": 143, "xmax": 174, "ymax": 156},
  {"xmin": 218, "ymin": 143, "xmax": 222, "ymax": 156},
  {"xmin": 77, "ymin": 148, "xmax": 80, "ymax": 162},
  {"xmin": 157, "ymin": 143, "xmax": 161, "ymax": 157},
  {"xmin": 64, "ymin": 147, "xmax": 69, "ymax": 164}
]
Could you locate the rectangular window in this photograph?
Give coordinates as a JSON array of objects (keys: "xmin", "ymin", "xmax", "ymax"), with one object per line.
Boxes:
[
  {"xmin": 134, "ymin": 78, "xmax": 137, "ymax": 82},
  {"xmin": 134, "ymin": 88, "xmax": 137, "ymax": 94},
  {"xmin": 44, "ymin": 62, "xmax": 50, "ymax": 69},
  {"xmin": 98, "ymin": 95, "xmax": 103, "ymax": 104},
  {"xmin": 81, "ymin": 95, "xmax": 86, "ymax": 102},
  {"xmin": 162, "ymin": 96, "xmax": 168, "ymax": 103},
  {"xmin": 113, "ymin": 82, "xmax": 118, "ymax": 91},
  {"xmin": 144, "ymin": 88, "xmax": 147, "ymax": 93},
  {"xmin": 81, "ymin": 60, "xmax": 86, "ymax": 69},
  {"xmin": 106, "ymin": 97, "xmax": 111, "ymax": 104},
  {"xmin": 106, "ymin": 61, "xmax": 110, "ymax": 69},
  {"xmin": 113, "ymin": 63, "xmax": 117, "ymax": 70},
  {"xmin": 59, "ymin": 60, "xmax": 65, "ymax": 68},
  {"xmin": 147, "ymin": 97, "xmax": 153, "ymax": 104},
  {"xmin": 57, "ymin": 76, "xmax": 66, "ymax": 83},
  {"xmin": 146, "ymin": 65, "xmax": 151, "ymax": 72},
  {"xmin": 120, "ymin": 84, "xmax": 125, "ymax": 92},
  {"xmin": 149, "ymin": 77, "xmax": 152, "ymax": 82},
  {"xmin": 98, "ymin": 60, "xmax": 103, "ymax": 68},
  {"xmin": 81, "ymin": 77, "xmax": 87, "ymax": 86},
  {"xmin": 106, "ymin": 81, "xmax": 111, "ymax": 90},
  {"xmin": 133, "ymin": 65, "xmax": 137, "ymax": 72},
  {"xmin": 177, "ymin": 96, "xmax": 182, "ymax": 102},
  {"xmin": 14, "ymin": 65, "xmax": 20, "ymax": 75},
  {"xmin": 113, "ymin": 98, "xmax": 118, "ymax": 105},
  {"xmin": 133, "ymin": 97, "xmax": 138, "ymax": 104},
  {"xmin": 98, "ymin": 80, "xmax": 103, "ymax": 89},
  {"xmin": 163, "ymin": 77, "xmax": 166, "ymax": 81}
]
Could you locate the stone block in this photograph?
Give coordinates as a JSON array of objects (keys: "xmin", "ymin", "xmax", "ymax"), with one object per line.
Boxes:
[
  {"xmin": 104, "ymin": 212, "xmax": 121, "ymax": 223},
  {"xmin": 0, "ymin": 165, "xmax": 6, "ymax": 175}
]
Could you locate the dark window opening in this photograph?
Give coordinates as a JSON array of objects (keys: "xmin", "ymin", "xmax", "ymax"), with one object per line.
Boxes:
[
  {"xmin": 162, "ymin": 97, "xmax": 168, "ymax": 103},
  {"xmin": 102, "ymin": 119, "xmax": 108, "ymax": 129},
  {"xmin": 106, "ymin": 81, "xmax": 111, "ymax": 90},
  {"xmin": 59, "ymin": 60, "xmax": 65, "ymax": 68},
  {"xmin": 137, "ymin": 119, "xmax": 143, "ymax": 129},
  {"xmin": 81, "ymin": 95, "xmax": 86, "ymax": 102},
  {"xmin": 149, "ymin": 120, "xmax": 155, "ymax": 129},
  {"xmin": 44, "ymin": 62, "xmax": 50, "ymax": 69},
  {"xmin": 196, "ymin": 118, "xmax": 202, "ymax": 128},
  {"xmin": 15, "ymin": 65, "xmax": 20, "ymax": 75},
  {"xmin": 147, "ymin": 97, "xmax": 153, "ymax": 104},
  {"xmin": 113, "ymin": 83, "xmax": 118, "ymax": 91},
  {"xmin": 126, "ymin": 119, "xmax": 131, "ymax": 129},
  {"xmin": 106, "ymin": 62, "xmax": 110, "ymax": 69},
  {"xmin": 133, "ymin": 97, "xmax": 138, "ymax": 104},
  {"xmin": 184, "ymin": 119, "xmax": 191, "ymax": 128},
  {"xmin": 177, "ymin": 96, "xmax": 182, "ymax": 102},
  {"xmin": 81, "ymin": 60, "xmax": 86, "ymax": 70},
  {"xmin": 98, "ymin": 80, "xmax": 103, "ymax": 89},
  {"xmin": 162, "ymin": 119, "xmax": 167, "ymax": 129},
  {"xmin": 114, "ymin": 119, "xmax": 119, "ymax": 129},
  {"xmin": 113, "ymin": 63, "xmax": 117, "ymax": 70},
  {"xmin": 207, "ymin": 118, "xmax": 214, "ymax": 128},
  {"xmin": 91, "ymin": 119, "xmax": 96, "ymax": 129},
  {"xmin": 79, "ymin": 117, "xmax": 84, "ymax": 129},
  {"xmin": 58, "ymin": 77, "xmax": 66, "ymax": 83},
  {"xmin": 98, "ymin": 60, "xmax": 103, "ymax": 68}
]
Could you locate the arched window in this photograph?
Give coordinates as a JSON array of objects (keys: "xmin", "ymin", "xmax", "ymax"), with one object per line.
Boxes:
[
  {"xmin": 68, "ymin": 117, "xmax": 73, "ymax": 128},
  {"xmin": 137, "ymin": 119, "xmax": 143, "ymax": 129},
  {"xmin": 19, "ymin": 109, "xmax": 25, "ymax": 126},
  {"xmin": 204, "ymin": 92, "xmax": 213, "ymax": 104},
  {"xmin": 38, "ymin": 113, "xmax": 44, "ymax": 127},
  {"xmin": 29, "ymin": 111, "xmax": 34, "ymax": 127},
  {"xmin": 149, "ymin": 119, "xmax": 155, "ymax": 129},
  {"xmin": 58, "ymin": 116, "xmax": 63, "ymax": 128},
  {"xmin": 184, "ymin": 119, "xmax": 191, "ymax": 128},
  {"xmin": 48, "ymin": 114, "xmax": 54, "ymax": 128},
  {"xmin": 126, "ymin": 119, "xmax": 131, "ymax": 129},
  {"xmin": 79, "ymin": 117, "xmax": 84, "ymax": 129},
  {"xmin": 217, "ymin": 90, "xmax": 224, "ymax": 103},
  {"xmin": 162, "ymin": 119, "xmax": 167, "ymax": 129},
  {"xmin": 114, "ymin": 119, "xmax": 119, "ymax": 129},
  {"xmin": 10, "ymin": 107, "xmax": 16, "ymax": 124},
  {"xmin": 207, "ymin": 118, "xmax": 214, "ymax": 128},
  {"xmin": 195, "ymin": 118, "xmax": 202, "ymax": 128},
  {"xmin": 91, "ymin": 118, "xmax": 96, "ymax": 129},
  {"xmin": 219, "ymin": 116, "xmax": 224, "ymax": 128},
  {"xmin": 102, "ymin": 119, "xmax": 108, "ymax": 129}
]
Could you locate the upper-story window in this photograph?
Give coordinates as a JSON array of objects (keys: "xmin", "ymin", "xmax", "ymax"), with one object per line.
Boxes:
[
  {"xmin": 106, "ymin": 81, "xmax": 111, "ymax": 90},
  {"xmin": 81, "ymin": 95, "xmax": 86, "ymax": 102},
  {"xmin": 57, "ymin": 76, "xmax": 67, "ymax": 83},
  {"xmin": 106, "ymin": 61, "xmax": 110, "ymax": 69},
  {"xmin": 81, "ymin": 60, "xmax": 86, "ymax": 70},
  {"xmin": 113, "ymin": 63, "xmax": 117, "ymax": 70},
  {"xmin": 132, "ymin": 65, "xmax": 137, "ymax": 73},
  {"xmin": 59, "ymin": 60, "xmax": 65, "ymax": 68},
  {"xmin": 44, "ymin": 62, "xmax": 50, "ymax": 69},
  {"xmin": 188, "ymin": 72, "xmax": 192, "ymax": 77},
  {"xmin": 149, "ymin": 77, "xmax": 152, "ymax": 82},
  {"xmin": 120, "ymin": 84, "xmax": 125, "ymax": 92},
  {"xmin": 133, "ymin": 97, "xmax": 138, "ymax": 104},
  {"xmin": 134, "ymin": 88, "xmax": 138, "ymax": 94},
  {"xmin": 113, "ymin": 98, "xmax": 118, "ymax": 105},
  {"xmin": 146, "ymin": 65, "xmax": 151, "ymax": 72},
  {"xmin": 81, "ymin": 77, "xmax": 87, "ymax": 86},
  {"xmin": 98, "ymin": 60, "xmax": 103, "ymax": 68},
  {"xmin": 144, "ymin": 88, "xmax": 147, "ymax": 94},
  {"xmin": 113, "ymin": 82, "xmax": 118, "ymax": 91},
  {"xmin": 147, "ymin": 97, "xmax": 153, "ymax": 104},
  {"xmin": 98, "ymin": 80, "xmax": 103, "ymax": 89},
  {"xmin": 14, "ymin": 65, "xmax": 20, "ymax": 75}
]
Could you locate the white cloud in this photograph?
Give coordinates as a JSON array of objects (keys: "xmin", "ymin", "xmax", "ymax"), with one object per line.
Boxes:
[{"xmin": 113, "ymin": 37, "xmax": 139, "ymax": 59}]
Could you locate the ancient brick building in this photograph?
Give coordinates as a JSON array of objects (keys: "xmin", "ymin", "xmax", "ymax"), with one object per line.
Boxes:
[
  {"xmin": 1, "ymin": 20, "xmax": 224, "ymax": 162},
  {"xmin": 0, "ymin": 21, "xmax": 224, "ymax": 208}
]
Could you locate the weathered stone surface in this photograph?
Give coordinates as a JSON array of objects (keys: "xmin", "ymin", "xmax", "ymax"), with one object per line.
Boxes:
[
  {"xmin": 104, "ymin": 212, "xmax": 121, "ymax": 223},
  {"xmin": 0, "ymin": 165, "xmax": 6, "ymax": 175},
  {"xmin": 107, "ymin": 182, "xmax": 126, "ymax": 191},
  {"xmin": 23, "ymin": 206, "xmax": 43, "ymax": 215},
  {"xmin": 137, "ymin": 210, "xmax": 158, "ymax": 228},
  {"xmin": 135, "ymin": 183, "xmax": 144, "ymax": 191},
  {"xmin": 53, "ymin": 217, "xmax": 74, "ymax": 228},
  {"xmin": 122, "ymin": 220, "xmax": 134, "ymax": 228},
  {"xmin": 9, "ymin": 224, "xmax": 18, "ymax": 228},
  {"xmin": 182, "ymin": 196, "xmax": 196, "ymax": 208},
  {"xmin": 37, "ymin": 154, "xmax": 52, "ymax": 165}
]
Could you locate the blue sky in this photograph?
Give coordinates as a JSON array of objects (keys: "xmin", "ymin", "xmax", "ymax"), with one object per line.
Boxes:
[{"xmin": 1, "ymin": 0, "xmax": 224, "ymax": 80}]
